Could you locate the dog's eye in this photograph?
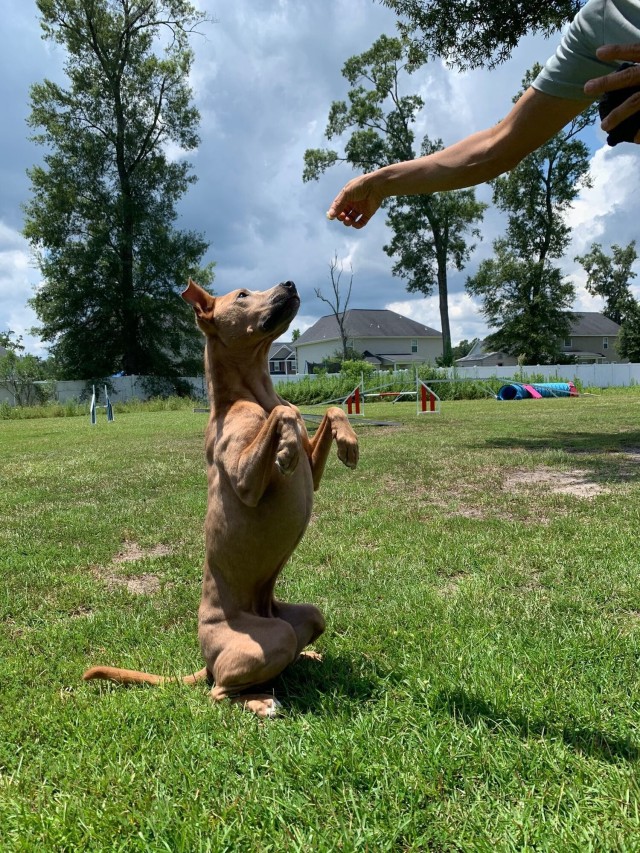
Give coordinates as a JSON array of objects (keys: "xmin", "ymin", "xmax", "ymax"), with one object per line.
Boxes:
[{"xmin": 236, "ymin": 291, "xmax": 249, "ymax": 301}]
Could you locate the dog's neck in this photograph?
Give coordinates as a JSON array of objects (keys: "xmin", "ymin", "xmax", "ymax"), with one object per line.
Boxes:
[{"xmin": 204, "ymin": 338, "xmax": 280, "ymax": 412}]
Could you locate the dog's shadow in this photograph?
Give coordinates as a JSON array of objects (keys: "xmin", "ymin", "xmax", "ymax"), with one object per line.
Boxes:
[
  {"xmin": 434, "ymin": 688, "xmax": 640, "ymax": 764},
  {"xmin": 274, "ymin": 652, "xmax": 382, "ymax": 713}
]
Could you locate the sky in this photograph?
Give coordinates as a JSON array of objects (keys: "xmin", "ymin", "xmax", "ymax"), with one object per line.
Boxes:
[{"xmin": 1, "ymin": 0, "xmax": 639, "ymax": 356}]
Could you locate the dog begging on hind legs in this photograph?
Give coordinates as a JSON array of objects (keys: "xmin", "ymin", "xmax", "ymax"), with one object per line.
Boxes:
[{"xmin": 83, "ymin": 278, "xmax": 359, "ymax": 717}]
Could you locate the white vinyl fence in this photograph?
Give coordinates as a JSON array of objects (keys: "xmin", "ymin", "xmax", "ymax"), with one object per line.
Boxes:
[
  {"xmin": 0, "ymin": 364, "xmax": 638, "ymax": 407},
  {"xmin": 0, "ymin": 375, "xmax": 207, "ymax": 407},
  {"xmin": 449, "ymin": 362, "xmax": 640, "ymax": 388}
]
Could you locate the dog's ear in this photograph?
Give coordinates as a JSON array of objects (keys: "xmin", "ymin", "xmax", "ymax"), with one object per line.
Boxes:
[{"xmin": 181, "ymin": 278, "xmax": 216, "ymax": 327}]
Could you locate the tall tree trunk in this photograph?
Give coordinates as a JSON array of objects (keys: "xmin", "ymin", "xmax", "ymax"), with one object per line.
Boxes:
[
  {"xmin": 437, "ymin": 262, "xmax": 452, "ymax": 365},
  {"xmin": 120, "ymin": 192, "xmax": 139, "ymax": 374}
]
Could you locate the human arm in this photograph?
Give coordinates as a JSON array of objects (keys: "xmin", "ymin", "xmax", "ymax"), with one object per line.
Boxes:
[
  {"xmin": 327, "ymin": 87, "xmax": 587, "ymax": 228},
  {"xmin": 584, "ymin": 44, "xmax": 640, "ymax": 142}
]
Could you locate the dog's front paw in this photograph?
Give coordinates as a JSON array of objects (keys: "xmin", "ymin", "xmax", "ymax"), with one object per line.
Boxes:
[
  {"xmin": 275, "ymin": 439, "xmax": 300, "ymax": 476},
  {"xmin": 275, "ymin": 413, "xmax": 301, "ymax": 476},
  {"xmin": 334, "ymin": 429, "xmax": 359, "ymax": 469}
]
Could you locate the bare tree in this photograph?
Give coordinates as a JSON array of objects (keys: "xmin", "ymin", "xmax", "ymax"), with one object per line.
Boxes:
[{"xmin": 315, "ymin": 253, "xmax": 354, "ymax": 361}]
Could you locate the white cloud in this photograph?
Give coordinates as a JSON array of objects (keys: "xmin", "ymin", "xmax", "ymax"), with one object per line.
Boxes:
[
  {"xmin": 567, "ymin": 146, "xmax": 640, "ymax": 254},
  {"xmin": 3, "ymin": 0, "xmax": 640, "ymax": 359},
  {"xmin": 386, "ymin": 291, "xmax": 488, "ymax": 343},
  {"xmin": 0, "ymin": 221, "xmax": 44, "ymax": 354}
]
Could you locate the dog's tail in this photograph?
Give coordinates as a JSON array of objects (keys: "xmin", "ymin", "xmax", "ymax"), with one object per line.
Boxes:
[{"xmin": 83, "ymin": 665, "xmax": 209, "ymax": 686}]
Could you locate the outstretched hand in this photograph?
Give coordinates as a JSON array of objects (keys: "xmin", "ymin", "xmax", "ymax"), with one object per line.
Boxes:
[
  {"xmin": 584, "ymin": 44, "xmax": 640, "ymax": 143},
  {"xmin": 326, "ymin": 174, "xmax": 385, "ymax": 229}
]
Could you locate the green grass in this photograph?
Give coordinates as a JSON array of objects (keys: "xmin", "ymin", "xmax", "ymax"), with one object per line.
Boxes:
[{"xmin": 1, "ymin": 394, "xmax": 640, "ymax": 851}]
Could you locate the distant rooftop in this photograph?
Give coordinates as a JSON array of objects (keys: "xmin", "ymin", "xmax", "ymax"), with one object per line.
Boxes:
[{"xmin": 295, "ymin": 309, "xmax": 441, "ymax": 345}]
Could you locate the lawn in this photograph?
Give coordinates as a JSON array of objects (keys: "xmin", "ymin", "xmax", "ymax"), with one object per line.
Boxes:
[{"xmin": 1, "ymin": 393, "xmax": 640, "ymax": 851}]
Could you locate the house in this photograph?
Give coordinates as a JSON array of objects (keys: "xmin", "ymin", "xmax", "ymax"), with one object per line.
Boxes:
[
  {"xmin": 455, "ymin": 312, "xmax": 623, "ymax": 367},
  {"xmin": 268, "ymin": 341, "xmax": 297, "ymax": 376},
  {"xmin": 454, "ymin": 338, "xmax": 514, "ymax": 368},
  {"xmin": 561, "ymin": 312, "xmax": 622, "ymax": 362},
  {"xmin": 294, "ymin": 309, "xmax": 443, "ymax": 374}
]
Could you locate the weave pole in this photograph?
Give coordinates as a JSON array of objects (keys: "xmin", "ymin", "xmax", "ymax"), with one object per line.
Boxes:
[{"xmin": 89, "ymin": 385, "xmax": 115, "ymax": 425}]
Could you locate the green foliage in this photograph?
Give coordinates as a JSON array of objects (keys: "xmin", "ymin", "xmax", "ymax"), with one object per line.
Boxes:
[
  {"xmin": 340, "ymin": 360, "xmax": 376, "ymax": 381},
  {"xmin": 381, "ymin": 0, "xmax": 581, "ymax": 70},
  {"xmin": 24, "ymin": 0, "xmax": 213, "ymax": 380},
  {"xmin": 466, "ymin": 67, "xmax": 595, "ymax": 364},
  {"xmin": 467, "ymin": 240, "xmax": 576, "ymax": 363},
  {"xmin": 275, "ymin": 374, "xmax": 360, "ymax": 406},
  {"xmin": 0, "ymin": 330, "xmax": 25, "ymax": 354},
  {"xmin": 384, "ymin": 140, "xmax": 487, "ymax": 364},
  {"xmin": 451, "ymin": 338, "xmax": 476, "ymax": 359},
  {"xmin": 303, "ymin": 35, "xmax": 486, "ymax": 365},
  {"xmin": 618, "ymin": 303, "xmax": 640, "ymax": 362},
  {"xmin": 575, "ymin": 241, "xmax": 638, "ymax": 326},
  {"xmin": 0, "ymin": 349, "xmax": 53, "ymax": 406}
]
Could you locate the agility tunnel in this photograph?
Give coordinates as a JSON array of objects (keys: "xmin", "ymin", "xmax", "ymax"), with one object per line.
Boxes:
[{"xmin": 497, "ymin": 381, "xmax": 578, "ymax": 401}]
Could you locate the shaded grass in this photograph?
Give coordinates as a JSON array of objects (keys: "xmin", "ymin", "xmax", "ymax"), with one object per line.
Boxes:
[{"xmin": 1, "ymin": 393, "xmax": 640, "ymax": 850}]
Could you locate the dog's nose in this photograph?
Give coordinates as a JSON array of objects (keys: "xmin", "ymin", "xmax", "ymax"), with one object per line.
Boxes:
[{"xmin": 280, "ymin": 280, "xmax": 297, "ymax": 294}]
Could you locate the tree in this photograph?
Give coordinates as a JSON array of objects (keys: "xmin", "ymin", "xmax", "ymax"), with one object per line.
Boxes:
[
  {"xmin": 575, "ymin": 241, "xmax": 638, "ymax": 325},
  {"xmin": 380, "ymin": 0, "xmax": 581, "ymax": 70},
  {"xmin": 291, "ymin": 328, "xmax": 301, "ymax": 342},
  {"xmin": 451, "ymin": 338, "xmax": 476, "ymax": 360},
  {"xmin": 618, "ymin": 303, "xmax": 640, "ymax": 362},
  {"xmin": 0, "ymin": 331, "xmax": 25, "ymax": 354},
  {"xmin": 466, "ymin": 67, "xmax": 595, "ymax": 364},
  {"xmin": 303, "ymin": 35, "xmax": 486, "ymax": 365},
  {"xmin": 24, "ymin": 0, "xmax": 213, "ymax": 381},
  {"xmin": 384, "ymin": 140, "xmax": 486, "ymax": 364},
  {"xmin": 315, "ymin": 253, "xmax": 354, "ymax": 362},
  {"xmin": 0, "ymin": 338, "xmax": 51, "ymax": 406}
]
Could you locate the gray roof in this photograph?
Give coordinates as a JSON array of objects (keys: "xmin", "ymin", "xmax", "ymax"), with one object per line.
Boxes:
[
  {"xmin": 268, "ymin": 341, "xmax": 295, "ymax": 359},
  {"xmin": 295, "ymin": 309, "xmax": 441, "ymax": 345},
  {"xmin": 569, "ymin": 312, "xmax": 621, "ymax": 336}
]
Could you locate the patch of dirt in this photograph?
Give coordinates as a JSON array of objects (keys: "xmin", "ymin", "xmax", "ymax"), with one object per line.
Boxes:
[
  {"xmin": 68, "ymin": 605, "xmax": 94, "ymax": 619},
  {"xmin": 3, "ymin": 618, "xmax": 27, "ymax": 639},
  {"xmin": 450, "ymin": 505, "xmax": 489, "ymax": 520},
  {"xmin": 93, "ymin": 569, "xmax": 163, "ymax": 596},
  {"xmin": 437, "ymin": 573, "xmax": 466, "ymax": 596},
  {"xmin": 112, "ymin": 540, "xmax": 172, "ymax": 564},
  {"xmin": 381, "ymin": 474, "xmax": 429, "ymax": 498},
  {"xmin": 90, "ymin": 540, "xmax": 172, "ymax": 596},
  {"xmin": 504, "ymin": 467, "xmax": 609, "ymax": 499}
]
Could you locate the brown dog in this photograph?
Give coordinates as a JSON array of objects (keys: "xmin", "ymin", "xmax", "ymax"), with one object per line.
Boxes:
[{"xmin": 84, "ymin": 279, "xmax": 359, "ymax": 717}]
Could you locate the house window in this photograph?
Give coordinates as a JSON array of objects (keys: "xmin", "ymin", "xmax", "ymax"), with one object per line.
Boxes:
[
  {"xmin": 411, "ymin": 339, "xmax": 418, "ymax": 353},
  {"xmin": 563, "ymin": 337, "xmax": 572, "ymax": 348},
  {"xmin": 603, "ymin": 337, "xmax": 608, "ymax": 350}
]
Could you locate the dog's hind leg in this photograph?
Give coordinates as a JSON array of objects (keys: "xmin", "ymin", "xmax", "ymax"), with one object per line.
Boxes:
[
  {"xmin": 205, "ymin": 615, "xmax": 298, "ymax": 717},
  {"xmin": 272, "ymin": 600, "xmax": 325, "ymax": 658}
]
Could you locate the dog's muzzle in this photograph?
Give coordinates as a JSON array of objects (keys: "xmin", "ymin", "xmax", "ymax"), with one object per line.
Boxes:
[{"xmin": 260, "ymin": 281, "xmax": 300, "ymax": 332}]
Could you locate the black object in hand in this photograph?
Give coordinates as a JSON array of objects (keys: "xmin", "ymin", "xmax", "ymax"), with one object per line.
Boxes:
[{"xmin": 598, "ymin": 62, "xmax": 640, "ymax": 146}]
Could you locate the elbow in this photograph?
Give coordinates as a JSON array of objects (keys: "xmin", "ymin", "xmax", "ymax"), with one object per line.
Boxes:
[{"xmin": 234, "ymin": 484, "xmax": 261, "ymax": 508}]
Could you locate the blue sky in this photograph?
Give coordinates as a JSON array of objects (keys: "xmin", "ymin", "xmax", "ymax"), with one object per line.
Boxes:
[{"xmin": 1, "ymin": 0, "xmax": 639, "ymax": 355}]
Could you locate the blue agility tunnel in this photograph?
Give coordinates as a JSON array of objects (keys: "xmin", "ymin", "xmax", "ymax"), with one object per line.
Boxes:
[{"xmin": 497, "ymin": 381, "xmax": 578, "ymax": 401}]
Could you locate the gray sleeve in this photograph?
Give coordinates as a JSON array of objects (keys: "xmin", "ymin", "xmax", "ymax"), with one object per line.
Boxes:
[{"xmin": 533, "ymin": 0, "xmax": 619, "ymax": 102}]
